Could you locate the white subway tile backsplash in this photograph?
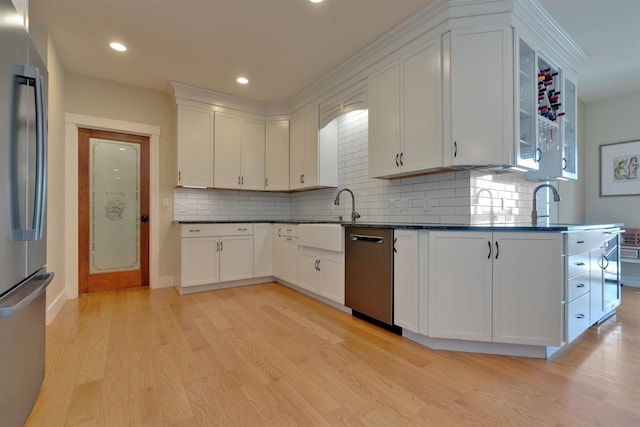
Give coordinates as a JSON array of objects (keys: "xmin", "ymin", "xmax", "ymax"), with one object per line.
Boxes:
[{"xmin": 174, "ymin": 109, "xmax": 549, "ymax": 224}]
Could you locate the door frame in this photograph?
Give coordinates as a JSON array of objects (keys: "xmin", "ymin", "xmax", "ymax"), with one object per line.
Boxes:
[
  {"xmin": 65, "ymin": 113, "xmax": 161, "ymax": 300},
  {"xmin": 78, "ymin": 128, "xmax": 150, "ymax": 293}
]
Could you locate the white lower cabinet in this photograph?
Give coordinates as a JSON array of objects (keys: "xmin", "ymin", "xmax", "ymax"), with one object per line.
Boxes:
[
  {"xmin": 298, "ymin": 247, "xmax": 344, "ymax": 304},
  {"xmin": 219, "ymin": 235, "xmax": 254, "ymax": 282},
  {"xmin": 428, "ymin": 232, "xmax": 493, "ymax": 341},
  {"xmin": 180, "ymin": 236, "xmax": 220, "ymax": 287},
  {"xmin": 393, "ymin": 229, "xmax": 421, "ymax": 333},
  {"xmin": 564, "ymin": 231, "xmax": 591, "ymax": 343},
  {"xmin": 253, "ymin": 223, "xmax": 272, "ymax": 277},
  {"xmin": 566, "ymin": 292, "xmax": 590, "ymax": 343},
  {"xmin": 297, "ymin": 224, "xmax": 344, "ymax": 304},
  {"xmin": 428, "ymin": 231, "xmax": 563, "ymax": 346},
  {"xmin": 272, "ymin": 224, "xmax": 298, "ymax": 285},
  {"xmin": 176, "ymin": 224, "xmax": 254, "ymax": 291}
]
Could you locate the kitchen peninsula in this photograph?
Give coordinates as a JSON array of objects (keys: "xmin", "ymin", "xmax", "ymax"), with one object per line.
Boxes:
[{"xmin": 175, "ymin": 221, "xmax": 622, "ymax": 359}]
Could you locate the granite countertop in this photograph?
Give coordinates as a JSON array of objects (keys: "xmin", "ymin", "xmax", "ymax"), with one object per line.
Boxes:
[{"xmin": 175, "ymin": 220, "xmax": 623, "ymax": 232}]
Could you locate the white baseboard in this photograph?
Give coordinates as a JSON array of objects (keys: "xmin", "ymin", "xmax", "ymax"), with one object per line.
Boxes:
[
  {"xmin": 152, "ymin": 275, "xmax": 174, "ymax": 289},
  {"xmin": 46, "ymin": 289, "xmax": 67, "ymax": 325}
]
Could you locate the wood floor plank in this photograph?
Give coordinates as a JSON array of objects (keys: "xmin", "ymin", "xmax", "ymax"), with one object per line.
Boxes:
[{"xmin": 25, "ymin": 283, "xmax": 640, "ymax": 426}]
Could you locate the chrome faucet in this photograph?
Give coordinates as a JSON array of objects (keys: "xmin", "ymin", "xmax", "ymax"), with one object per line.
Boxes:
[
  {"xmin": 334, "ymin": 188, "xmax": 360, "ymax": 223},
  {"xmin": 531, "ymin": 183, "xmax": 560, "ymax": 225}
]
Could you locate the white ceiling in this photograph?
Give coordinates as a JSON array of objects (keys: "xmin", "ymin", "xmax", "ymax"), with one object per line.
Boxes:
[{"xmin": 29, "ymin": 0, "xmax": 640, "ymax": 104}]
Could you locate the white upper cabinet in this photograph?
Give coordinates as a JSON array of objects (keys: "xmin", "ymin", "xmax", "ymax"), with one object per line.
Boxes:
[
  {"xmin": 445, "ymin": 26, "xmax": 514, "ymax": 168},
  {"xmin": 176, "ymin": 103, "xmax": 214, "ymax": 188},
  {"xmin": 290, "ymin": 105, "xmax": 337, "ymax": 190},
  {"xmin": 214, "ymin": 112, "xmax": 265, "ymax": 191},
  {"xmin": 517, "ymin": 38, "xmax": 542, "ymax": 170},
  {"xmin": 369, "ymin": 37, "xmax": 442, "ymax": 178},
  {"xmin": 526, "ymin": 62, "xmax": 578, "ymax": 181},
  {"xmin": 265, "ymin": 120, "xmax": 290, "ymax": 191}
]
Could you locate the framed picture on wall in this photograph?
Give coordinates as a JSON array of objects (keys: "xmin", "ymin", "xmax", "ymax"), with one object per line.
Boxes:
[{"xmin": 600, "ymin": 139, "xmax": 640, "ymax": 196}]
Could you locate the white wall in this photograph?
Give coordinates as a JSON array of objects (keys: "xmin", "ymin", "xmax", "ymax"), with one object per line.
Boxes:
[
  {"xmin": 30, "ymin": 27, "xmax": 68, "ymax": 323},
  {"xmin": 584, "ymin": 90, "xmax": 640, "ymax": 227}
]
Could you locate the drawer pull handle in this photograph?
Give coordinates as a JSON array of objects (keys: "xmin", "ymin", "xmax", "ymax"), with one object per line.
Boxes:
[
  {"xmin": 575, "ymin": 314, "xmax": 585, "ymax": 319},
  {"xmin": 575, "ymin": 262, "xmax": 585, "ymax": 266},
  {"xmin": 189, "ymin": 229, "xmax": 201, "ymax": 233},
  {"xmin": 238, "ymin": 228, "xmax": 248, "ymax": 231},
  {"xmin": 576, "ymin": 240, "xmax": 585, "ymax": 244},
  {"xmin": 576, "ymin": 283, "xmax": 585, "ymax": 288}
]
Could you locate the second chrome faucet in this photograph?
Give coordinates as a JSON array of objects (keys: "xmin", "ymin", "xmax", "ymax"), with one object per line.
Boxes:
[
  {"xmin": 334, "ymin": 188, "xmax": 361, "ymax": 223},
  {"xmin": 531, "ymin": 183, "xmax": 560, "ymax": 225}
]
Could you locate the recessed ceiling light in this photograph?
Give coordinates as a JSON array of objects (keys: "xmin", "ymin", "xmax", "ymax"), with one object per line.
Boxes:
[
  {"xmin": 310, "ymin": 0, "xmax": 323, "ymax": 3},
  {"xmin": 109, "ymin": 42, "xmax": 127, "ymax": 52},
  {"xmin": 236, "ymin": 77, "xmax": 249, "ymax": 85}
]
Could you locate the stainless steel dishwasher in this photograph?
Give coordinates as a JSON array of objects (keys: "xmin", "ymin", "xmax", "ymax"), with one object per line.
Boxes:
[{"xmin": 344, "ymin": 227, "xmax": 396, "ymax": 328}]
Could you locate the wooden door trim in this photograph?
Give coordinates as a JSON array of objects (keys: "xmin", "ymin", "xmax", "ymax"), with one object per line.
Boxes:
[{"xmin": 78, "ymin": 128, "xmax": 150, "ymax": 293}]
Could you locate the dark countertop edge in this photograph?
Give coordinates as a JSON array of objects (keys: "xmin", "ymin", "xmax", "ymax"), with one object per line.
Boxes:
[{"xmin": 174, "ymin": 220, "xmax": 624, "ymax": 232}]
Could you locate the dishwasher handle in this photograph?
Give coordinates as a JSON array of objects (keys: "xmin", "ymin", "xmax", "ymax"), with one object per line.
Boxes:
[{"xmin": 350, "ymin": 234, "xmax": 385, "ymax": 244}]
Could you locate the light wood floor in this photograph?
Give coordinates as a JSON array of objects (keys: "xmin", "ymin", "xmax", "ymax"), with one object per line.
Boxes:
[{"xmin": 26, "ymin": 283, "xmax": 640, "ymax": 427}]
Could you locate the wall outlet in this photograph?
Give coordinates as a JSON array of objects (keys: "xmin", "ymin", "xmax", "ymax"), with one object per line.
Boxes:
[{"xmin": 161, "ymin": 198, "xmax": 170, "ymax": 208}]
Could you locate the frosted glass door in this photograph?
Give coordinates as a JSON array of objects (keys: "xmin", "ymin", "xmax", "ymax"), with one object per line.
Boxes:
[{"xmin": 89, "ymin": 138, "xmax": 140, "ymax": 273}]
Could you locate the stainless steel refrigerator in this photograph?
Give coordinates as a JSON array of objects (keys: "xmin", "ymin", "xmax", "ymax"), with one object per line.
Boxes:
[{"xmin": 0, "ymin": 0, "xmax": 54, "ymax": 425}]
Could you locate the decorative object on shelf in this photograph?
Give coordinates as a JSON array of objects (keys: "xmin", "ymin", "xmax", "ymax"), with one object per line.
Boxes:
[{"xmin": 600, "ymin": 139, "xmax": 640, "ymax": 196}]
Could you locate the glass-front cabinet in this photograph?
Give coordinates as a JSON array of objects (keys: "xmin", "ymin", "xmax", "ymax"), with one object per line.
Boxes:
[
  {"xmin": 523, "ymin": 38, "xmax": 578, "ymax": 181},
  {"xmin": 517, "ymin": 39, "xmax": 540, "ymax": 170},
  {"xmin": 560, "ymin": 77, "xmax": 577, "ymax": 179}
]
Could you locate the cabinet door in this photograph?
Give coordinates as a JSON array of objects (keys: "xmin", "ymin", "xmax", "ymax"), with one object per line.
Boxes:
[
  {"xmin": 281, "ymin": 237, "xmax": 299, "ymax": 284},
  {"xmin": 368, "ymin": 62, "xmax": 401, "ymax": 178},
  {"xmin": 272, "ymin": 226, "xmax": 284, "ymax": 278},
  {"xmin": 402, "ymin": 39, "xmax": 442, "ymax": 173},
  {"xmin": 449, "ymin": 26, "xmax": 512, "ymax": 166},
  {"xmin": 177, "ymin": 105, "xmax": 213, "ymax": 187},
  {"xmin": 428, "ymin": 232, "xmax": 493, "ymax": 341},
  {"xmin": 219, "ymin": 235, "xmax": 253, "ymax": 281},
  {"xmin": 590, "ymin": 247, "xmax": 605, "ymax": 323},
  {"xmin": 265, "ymin": 120, "xmax": 290, "ymax": 191},
  {"xmin": 561, "ymin": 77, "xmax": 577, "ymax": 179},
  {"xmin": 289, "ymin": 107, "xmax": 319, "ymax": 190},
  {"xmin": 492, "ymin": 232, "xmax": 562, "ymax": 346},
  {"xmin": 534, "ymin": 76, "xmax": 577, "ymax": 180},
  {"xmin": 393, "ymin": 230, "xmax": 420, "ymax": 332},
  {"xmin": 516, "ymin": 38, "xmax": 540, "ymax": 170},
  {"xmin": 214, "ymin": 112, "xmax": 242, "ymax": 189},
  {"xmin": 180, "ymin": 237, "xmax": 219, "ymax": 286},
  {"xmin": 241, "ymin": 118, "xmax": 265, "ymax": 190},
  {"xmin": 298, "ymin": 250, "xmax": 319, "ymax": 292},
  {"xmin": 317, "ymin": 256, "xmax": 344, "ymax": 304},
  {"xmin": 253, "ymin": 224, "xmax": 272, "ymax": 277},
  {"xmin": 289, "ymin": 114, "xmax": 306, "ymax": 189},
  {"xmin": 303, "ymin": 108, "xmax": 319, "ymax": 188}
]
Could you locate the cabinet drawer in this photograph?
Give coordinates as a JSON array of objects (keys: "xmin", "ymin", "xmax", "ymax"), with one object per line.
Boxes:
[
  {"xmin": 566, "ymin": 252, "xmax": 589, "ymax": 278},
  {"xmin": 566, "ymin": 292, "xmax": 590, "ymax": 343},
  {"xmin": 181, "ymin": 223, "xmax": 253, "ymax": 237},
  {"xmin": 565, "ymin": 231, "xmax": 590, "ymax": 255},
  {"xmin": 567, "ymin": 272, "xmax": 589, "ymax": 302},
  {"xmin": 275, "ymin": 224, "xmax": 298, "ymax": 238}
]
